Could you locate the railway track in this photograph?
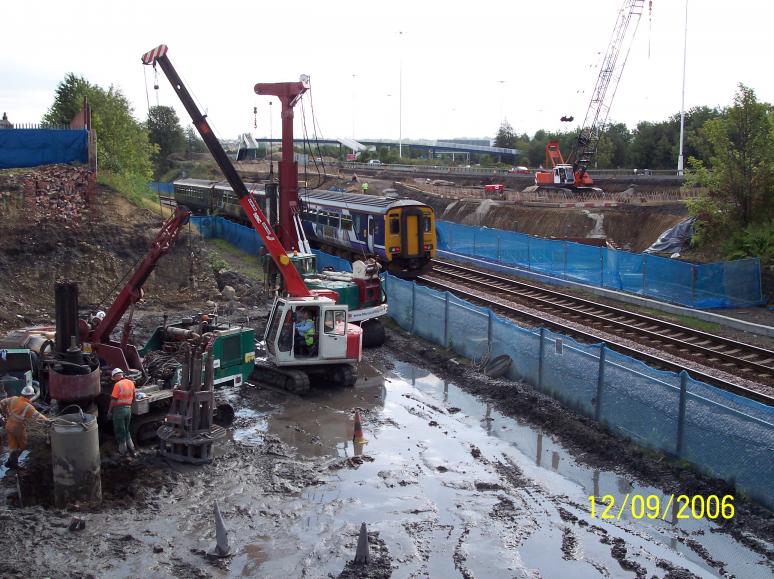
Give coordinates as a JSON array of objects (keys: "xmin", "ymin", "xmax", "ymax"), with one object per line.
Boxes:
[{"xmin": 419, "ymin": 259, "xmax": 774, "ymax": 405}]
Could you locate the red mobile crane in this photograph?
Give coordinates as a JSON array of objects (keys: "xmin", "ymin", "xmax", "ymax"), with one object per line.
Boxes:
[
  {"xmin": 534, "ymin": 0, "xmax": 646, "ymax": 192},
  {"xmin": 84, "ymin": 205, "xmax": 191, "ymax": 379},
  {"xmin": 142, "ymin": 45, "xmax": 361, "ymax": 392}
]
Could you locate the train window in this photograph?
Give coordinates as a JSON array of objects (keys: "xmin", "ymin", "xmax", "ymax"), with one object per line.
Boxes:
[
  {"xmin": 423, "ymin": 216, "xmax": 432, "ymax": 233},
  {"xmin": 353, "ymin": 214, "xmax": 362, "ymax": 233},
  {"xmin": 341, "ymin": 217, "xmax": 353, "ymax": 230},
  {"xmin": 368, "ymin": 217, "xmax": 376, "ymax": 235},
  {"xmin": 317, "ymin": 213, "xmax": 328, "ymax": 226},
  {"xmin": 390, "ymin": 217, "xmax": 400, "ymax": 234}
]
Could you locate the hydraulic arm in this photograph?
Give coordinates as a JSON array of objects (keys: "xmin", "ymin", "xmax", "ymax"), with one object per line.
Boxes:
[{"xmin": 141, "ymin": 45, "xmax": 312, "ymax": 298}]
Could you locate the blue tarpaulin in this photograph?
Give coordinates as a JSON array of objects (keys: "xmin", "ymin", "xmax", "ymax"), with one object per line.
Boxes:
[{"xmin": 0, "ymin": 129, "xmax": 88, "ymax": 169}]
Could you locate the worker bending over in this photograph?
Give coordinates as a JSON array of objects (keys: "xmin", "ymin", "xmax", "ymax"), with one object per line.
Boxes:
[
  {"xmin": 108, "ymin": 368, "xmax": 137, "ymax": 456},
  {"xmin": 0, "ymin": 385, "xmax": 50, "ymax": 469}
]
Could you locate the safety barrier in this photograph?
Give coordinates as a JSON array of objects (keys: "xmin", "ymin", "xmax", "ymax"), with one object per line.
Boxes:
[
  {"xmin": 384, "ymin": 274, "xmax": 774, "ymax": 509},
  {"xmin": 190, "ymin": 216, "xmax": 353, "ymax": 275},
  {"xmin": 436, "ymin": 221, "xmax": 763, "ymax": 309},
  {"xmin": 0, "ymin": 129, "xmax": 88, "ymax": 169},
  {"xmin": 150, "ymin": 181, "xmax": 174, "ymax": 195}
]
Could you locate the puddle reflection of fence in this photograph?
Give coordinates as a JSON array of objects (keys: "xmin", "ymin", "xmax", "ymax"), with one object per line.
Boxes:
[{"xmin": 385, "ymin": 274, "xmax": 774, "ymax": 510}]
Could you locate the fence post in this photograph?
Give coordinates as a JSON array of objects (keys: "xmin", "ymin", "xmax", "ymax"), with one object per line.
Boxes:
[
  {"xmin": 595, "ymin": 343, "xmax": 606, "ymax": 421},
  {"xmin": 600, "ymin": 247, "xmax": 604, "ymax": 288},
  {"xmin": 537, "ymin": 327, "xmax": 545, "ymax": 390},
  {"xmin": 563, "ymin": 242, "xmax": 568, "ymax": 279},
  {"xmin": 473, "ymin": 229, "xmax": 477, "ymax": 256},
  {"xmin": 444, "ymin": 292, "xmax": 450, "ymax": 348},
  {"xmin": 527, "ymin": 239, "xmax": 532, "ymax": 271},
  {"xmin": 487, "ymin": 309, "xmax": 493, "ymax": 351},
  {"xmin": 676, "ymin": 371, "xmax": 688, "ymax": 457},
  {"xmin": 691, "ymin": 264, "xmax": 696, "ymax": 307},
  {"xmin": 410, "ymin": 283, "xmax": 416, "ymax": 334},
  {"xmin": 497, "ymin": 237, "xmax": 501, "ymax": 261},
  {"xmin": 642, "ymin": 254, "xmax": 647, "ymax": 293}
]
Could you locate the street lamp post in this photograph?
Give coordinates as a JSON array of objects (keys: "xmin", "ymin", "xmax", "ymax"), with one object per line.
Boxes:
[
  {"xmin": 677, "ymin": 0, "xmax": 688, "ymax": 175},
  {"xmin": 351, "ymin": 74, "xmax": 357, "ymax": 140},
  {"xmin": 398, "ymin": 30, "xmax": 404, "ymax": 159}
]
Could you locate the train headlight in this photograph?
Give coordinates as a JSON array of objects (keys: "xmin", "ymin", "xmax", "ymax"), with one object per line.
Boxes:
[
  {"xmin": 389, "ymin": 246, "xmax": 401, "ymax": 254},
  {"xmin": 423, "ymin": 244, "xmax": 433, "ymax": 251}
]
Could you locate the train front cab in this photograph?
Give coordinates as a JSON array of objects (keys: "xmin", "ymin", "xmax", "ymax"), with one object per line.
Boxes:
[{"xmin": 384, "ymin": 206, "xmax": 435, "ymax": 277}]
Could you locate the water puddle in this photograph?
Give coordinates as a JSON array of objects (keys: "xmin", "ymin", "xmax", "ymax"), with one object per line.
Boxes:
[{"xmin": 228, "ymin": 360, "xmax": 771, "ymax": 578}]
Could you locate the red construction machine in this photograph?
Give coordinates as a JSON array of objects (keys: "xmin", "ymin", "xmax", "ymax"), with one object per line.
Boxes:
[
  {"xmin": 534, "ymin": 0, "xmax": 646, "ymax": 193},
  {"xmin": 142, "ymin": 44, "xmax": 361, "ymax": 393}
]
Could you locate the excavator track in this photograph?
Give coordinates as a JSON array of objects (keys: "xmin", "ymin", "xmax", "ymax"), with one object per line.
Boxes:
[{"xmin": 252, "ymin": 363, "xmax": 311, "ymax": 395}]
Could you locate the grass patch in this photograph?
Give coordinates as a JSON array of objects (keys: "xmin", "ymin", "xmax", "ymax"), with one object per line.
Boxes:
[
  {"xmin": 637, "ymin": 306, "xmax": 721, "ymax": 333},
  {"xmin": 98, "ymin": 171, "xmax": 158, "ymax": 207},
  {"xmin": 206, "ymin": 238, "xmax": 266, "ymax": 281}
]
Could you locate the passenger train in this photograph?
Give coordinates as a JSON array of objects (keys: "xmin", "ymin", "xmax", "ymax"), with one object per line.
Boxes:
[{"xmin": 173, "ymin": 178, "xmax": 436, "ymax": 277}]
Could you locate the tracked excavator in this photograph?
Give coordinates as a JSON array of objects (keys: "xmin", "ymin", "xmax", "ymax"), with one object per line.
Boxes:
[
  {"xmin": 142, "ymin": 44, "xmax": 361, "ymax": 393},
  {"xmin": 533, "ymin": 0, "xmax": 646, "ymax": 194}
]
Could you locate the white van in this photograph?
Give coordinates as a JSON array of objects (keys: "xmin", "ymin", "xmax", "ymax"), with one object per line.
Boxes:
[{"xmin": 367, "ymin": 159, "xmax": 382, "ymax": 165}]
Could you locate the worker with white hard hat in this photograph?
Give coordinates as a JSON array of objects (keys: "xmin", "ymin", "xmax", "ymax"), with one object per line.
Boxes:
[
  {"xmin": 107, "ymin": 368, "xmax": 137, "ymax": 456},
  {"xmin": 0, "ymin": 384, "xmax": 50, "ymax": 469}
]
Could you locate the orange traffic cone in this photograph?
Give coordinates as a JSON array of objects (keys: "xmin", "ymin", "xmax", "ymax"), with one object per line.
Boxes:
[{"xmin": 353, "ymin": 411, "xmax": 367, "ymax": 444}]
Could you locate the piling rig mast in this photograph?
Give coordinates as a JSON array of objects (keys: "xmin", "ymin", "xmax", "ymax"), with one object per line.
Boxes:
[
  {"xmin": 534, "ymin": 0, "xmax": 646, "ymax": 191},
  {"xmin": 142, "ymin": 45, "xmax": 361, "ymax": 392}
]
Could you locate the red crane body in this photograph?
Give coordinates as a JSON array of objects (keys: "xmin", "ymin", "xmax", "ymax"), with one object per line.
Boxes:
[
  {"xmin": 86, "ymin": 205, "xmax": 191, "ymax": 375},
  {"xmin": 141, "ymin": 45, "xmax": 315, "ymax": 299},
  {"xmin": 254, "ymin": 79, "xmax": 309, "ymax": 253}
]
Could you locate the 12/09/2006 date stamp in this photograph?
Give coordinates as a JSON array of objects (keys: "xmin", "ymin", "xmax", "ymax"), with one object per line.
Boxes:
[{"xmin": 588, "ymin": 494, "xmax": 734, "ymax": 520}]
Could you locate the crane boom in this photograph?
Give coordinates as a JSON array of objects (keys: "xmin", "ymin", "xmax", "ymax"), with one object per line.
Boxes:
[
  {"xmin": 572, "ymin": 0, "xmax": 645, "ymax": 178},
  {"xmin": 141, "ymin": 44, "xmax": 312, "ymax": 298}
]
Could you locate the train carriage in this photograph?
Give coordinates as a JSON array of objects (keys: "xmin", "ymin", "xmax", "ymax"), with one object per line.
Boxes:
[{"xmin": 173, "ymin": 179, "xmax": 435, "ymax": 278}]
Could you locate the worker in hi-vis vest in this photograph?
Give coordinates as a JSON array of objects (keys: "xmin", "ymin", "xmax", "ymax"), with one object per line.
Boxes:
[
  {"xmin": 0, "ymin": 384, "xmax": 50, "ymax": 468},
  {"xmin": 108, "ymin": 368, "xmax": 137, "ymax": 456}
]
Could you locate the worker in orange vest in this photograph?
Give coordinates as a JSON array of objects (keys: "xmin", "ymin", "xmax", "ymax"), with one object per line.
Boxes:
[
  {"xmin": 108, "ymin": 368, "xmax": 137, "ymax": 456},
  {"xmin": 0, "ymin": 384, "xmax": 50, "ymax": 468}
]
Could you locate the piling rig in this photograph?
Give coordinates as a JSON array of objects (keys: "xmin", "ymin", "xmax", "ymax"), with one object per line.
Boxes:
[{"xmin": 142, "ymin": 44, "xmax": 361, "ymax": 393}]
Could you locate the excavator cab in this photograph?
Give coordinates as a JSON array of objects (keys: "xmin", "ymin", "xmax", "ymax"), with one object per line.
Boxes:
[
  {"xmin": 552, "ymin": 164, "xmax": 576, "ymax": 185},
  {"xmin": 264, "ymin": 297, "xmax": 361, "ymax": 367}
]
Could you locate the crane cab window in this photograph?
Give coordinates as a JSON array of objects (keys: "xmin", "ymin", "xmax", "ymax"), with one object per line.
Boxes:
[
  {"xmin": 389, "ymin": 217, "xmax": 400, "ymax": 234},
  {"xmin": 324, "ymin": 310, "xmax": 346, "ymax": 336}
]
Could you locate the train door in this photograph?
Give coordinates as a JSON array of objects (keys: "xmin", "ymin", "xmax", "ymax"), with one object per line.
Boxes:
[
  {"xmin": 401, "ymin": 208, "xmax": 423, "ymax": 257},
  {"xmin": 367, "ymin": 215, "xmax": 375, "ymax": 253}
]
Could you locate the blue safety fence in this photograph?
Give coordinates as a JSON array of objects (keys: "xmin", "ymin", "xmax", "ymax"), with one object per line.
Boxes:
[
  {"xmin": 190, "ymin": 216, "xmax": 354, "ymax": 275},
  {"xmin": 435, "ymin": 221, "xmax": 763, "ymax": 309},
  {"xmin": 149, "ymin": 181, "xmax": 174, "ymax": 195},
  {"xmin": 0, "ymin": 129, "xmax": 88, "ymax": 169},
  {"xmin": 191, "ymin": 216, "xmax": 264, "ymax": 256},
  {"xmin": 384, "ymin": 274, "xmax": 774, "ymax": 508}
]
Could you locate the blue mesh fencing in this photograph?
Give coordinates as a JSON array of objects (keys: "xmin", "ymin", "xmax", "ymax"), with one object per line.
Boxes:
[
  {"xmin": 435, "ymin": 221, "xmax": 763, "ymax": 309},
  {"xmin": 149, "ymin": 181, "xmax": 174, "ymax": 195},
  {"xmin": 0, "ymin": 129, "xmax": 88, "ymax": 169},
  {"xmin": 384, "ymin": 274, "xmax": 774, "ymax": 509},
  {"xmin": 312, "ymin": 250, "xmax": 353, "ymax": 273},
  {"xmin": 191, "ymin": 216, "xmax": 264, "ymax": 256}
]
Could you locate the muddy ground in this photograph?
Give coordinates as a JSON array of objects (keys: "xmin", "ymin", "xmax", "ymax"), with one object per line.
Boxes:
[{"xmin": 1, "ymin": 320, "xmax": 772, "ymax": 578}]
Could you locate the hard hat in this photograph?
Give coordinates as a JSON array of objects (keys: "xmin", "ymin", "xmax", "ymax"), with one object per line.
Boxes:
[
  {"xmin": 95, "ymin": 310, "xmax": 106, "ymax": 320},
  {"xmin": 21, "ymin": 385, "xmax": 35, "ymax": 396},
  {"xmin": 201, "ymin": 314, "xmax": 210, "ymax": 322},
  {"xmin": 111, "ymin": 368, "xmax": 124, "ymax": 378}
]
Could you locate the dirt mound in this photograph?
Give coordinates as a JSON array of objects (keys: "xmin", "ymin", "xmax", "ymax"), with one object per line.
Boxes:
[
  {"xmin": 436, "ymin": 198, "xmax": 687, "ymax": 252},
  {"xmin": 0, "ymin": 168, "xmax": 219, "ymax": 334}
]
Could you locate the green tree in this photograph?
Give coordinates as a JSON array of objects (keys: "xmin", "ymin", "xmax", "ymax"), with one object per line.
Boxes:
[
  {"xmin": 690, "ymin": 84, "xmax": 773, "ymax": 227},
  {"xmin": 147, "ymin": 105, "xmax": 185, "ymax": 175},
  {"xmin": 184, "ymin": 126, "xmax": 208, "ymax": 156},
  {"xmin": 43, "ymin": 73, "xmax": 155, "ymax": 180},
  {"xmin": 494, "ymin": 121, "xmax": 518, "ymax": 149}
]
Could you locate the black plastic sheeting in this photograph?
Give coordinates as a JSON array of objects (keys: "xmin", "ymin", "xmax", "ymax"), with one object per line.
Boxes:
[{"xmin": 644, "ymin": 217, "xmax": 695, "ymax": 254}]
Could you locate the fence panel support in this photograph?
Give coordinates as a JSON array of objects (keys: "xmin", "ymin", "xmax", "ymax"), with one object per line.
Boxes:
[
  {"xmin": 595, "ymin": 344, "xmax": 607, "ymax": 421},
  {"xmin": 487, "ymin": 309, "xmax": 493, "ymax": 351},
  {"xmin": 444, "ymin": 292, "xmax": 450, "ymax": 347},
  {"xmin": 676, "ymin": 371, "xmax": 688, "ymax": 457},
  {"xmin": 537, "ymin": 327, "xmax": 545, "ymax": 390},
  {"xmin": 410, "ymin": 283, "xmax": 416, "ymax": 334}
]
